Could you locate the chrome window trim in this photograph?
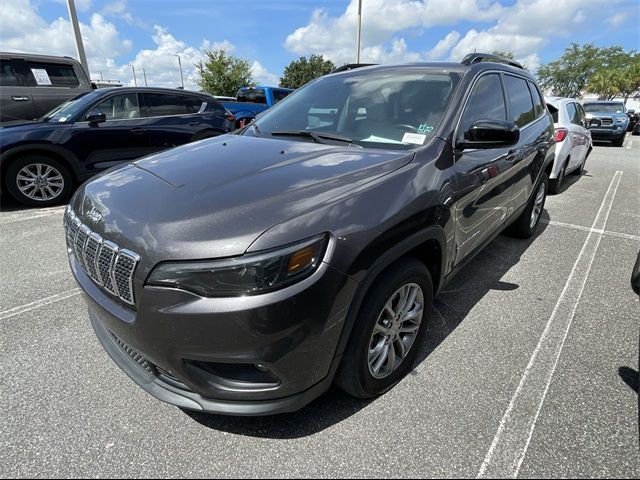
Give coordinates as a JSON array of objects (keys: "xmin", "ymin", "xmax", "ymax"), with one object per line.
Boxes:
[{"xmin": 98, "ymin": 240, "xmax": 119, "ymax": 295}]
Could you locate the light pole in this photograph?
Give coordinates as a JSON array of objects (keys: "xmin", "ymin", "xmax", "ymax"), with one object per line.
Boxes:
[
  {"xmin": 66, "ymin": 0, "xmax": 90, "ymax": 77},
  {"xmin": 175, "ymin": 54, "xmax": 184, "ymax": 89},
  {"xmin": 142, "ymin": 68, "xmax": 148, "ymax": 87},
  {"xmin": 128, "ymin": 64, "xmax": 137, "ymax": 86},
  {"xmin": 355, "ymin": 0, "xmax": 363, "ymax": 63}
]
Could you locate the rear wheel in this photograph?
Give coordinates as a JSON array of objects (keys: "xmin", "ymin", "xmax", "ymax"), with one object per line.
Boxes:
[
  {"xmin": 336, "ymin": 257, "xmax": 433, "ymax": 399},
  {"xmin": 505, "ymin": 173, "xmax": 548, "ymax": 239},
  {"xmin": 5, "ymin": 155, "xmax": 73, "ymax": 207},
  {"xmin": 548, "ymin": 160, "xmax": 566, "ymax": 195}
]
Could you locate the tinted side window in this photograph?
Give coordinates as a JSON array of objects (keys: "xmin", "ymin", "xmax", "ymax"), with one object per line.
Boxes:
[
  {"xmin": 87, "ymin": 93, "xmax": 140, "ymax": 120},
  {"xmin": 27, "ymin": 62, "xmax": 80, "ymax": 87},
  {"xmin": 504, "ymin": 75, "xmax": 535, "ymax": 128},
  {"xmin": 183, "ymin": 96, "xmax": 204, "ymax": 114},
  {"xmin": 528, "ymin": 82, "xmax": 544, "ymax": 118},
  {"xmin": 569, "ymin": 103, "xmax": 583, "ymax": 125},
  {"xmin": 547, "ymin": 104, "xmax": 559, "ymax": 123},
  {"xmin": 143, "ymin": 93, "xmax": 191, "ymax": 116},
  {"xmin": 459, "ymin": 73, "xmax": 506, "ymax": 136},
  {"xmin": 576, "ymin": 104, "xmax": 587, "ymax": 127},
  {"xmin": 272, "ymin": 90, "xmax": 290, "ymax": 103},
  {"xmin": 0, "ymin": 60, "xmax": 25, "ymax": 86},
  {"xmin": 566, "ymin": 102, "xmax": 577, "ymax": 125}
]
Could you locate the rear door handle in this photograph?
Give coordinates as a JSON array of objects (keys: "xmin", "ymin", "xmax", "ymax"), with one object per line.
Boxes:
[
  {"xmin": 131, "ymin": 127, "xmax": 145, "ymax": 135},
  {"xmin": 12, "ymin": 96, "xmax": 29, "ymax": 102}
]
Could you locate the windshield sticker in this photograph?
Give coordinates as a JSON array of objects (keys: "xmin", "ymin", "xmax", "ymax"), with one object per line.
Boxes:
[
  {"xmin": 31, "ymin": 68, "xmax": 52, "ymax": 86},
  {"xmin": 417, "ymin": 124, "xmax": 434, "ymax": 134},
  {"xmin": 402, "ymin": 132, "xmax": 427, "ymax": 145}
]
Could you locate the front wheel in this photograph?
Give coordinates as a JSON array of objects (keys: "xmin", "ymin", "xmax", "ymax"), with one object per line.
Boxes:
[
  {"xmin": 336, "ymin": 257, "xmax": 433, "ymax": 399},
  {"xmin": 5, "ymin": 155, "xmax": 73, "ymax": 207},
  {"xmin": 505, "ymin": 173, "xmax": 548, "ymax": 239}
]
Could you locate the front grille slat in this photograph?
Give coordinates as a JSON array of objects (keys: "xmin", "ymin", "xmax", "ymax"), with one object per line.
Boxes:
[{"xmin": 64, "ymin": 208, "xmax": 140, "ymax": 307}]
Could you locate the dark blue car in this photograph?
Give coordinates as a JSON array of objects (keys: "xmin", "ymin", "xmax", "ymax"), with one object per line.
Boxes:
[{"xmin": 0, "ymin": 87, "xmax": 234, "ymax": 206}]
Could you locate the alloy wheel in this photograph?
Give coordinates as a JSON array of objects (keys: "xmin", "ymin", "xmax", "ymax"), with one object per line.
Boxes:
[
  {"xmin": 16, "ymin": 163, "xmax": 65, "ymax": 202},
  {"xmin": 368, "ymin": 283, "xmax": 424, "ymax": 379},
  {"xmin": 530, "ymin": 181, "xmax": 546, "ymax": 230}
]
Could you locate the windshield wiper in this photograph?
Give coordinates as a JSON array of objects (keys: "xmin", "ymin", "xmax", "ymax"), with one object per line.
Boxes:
[{"xmin": 270, "ymin": 130, "xmax": 358, "ymax": 146}]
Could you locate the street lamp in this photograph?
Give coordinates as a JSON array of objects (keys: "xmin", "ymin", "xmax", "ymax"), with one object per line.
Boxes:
[
  {"xmin": 175, "ymin": 54, "xmax": 184, "ymax": 89},
  {"xmin": 127, "ymin": 64, "xmax": 137, "ymax": 86}
]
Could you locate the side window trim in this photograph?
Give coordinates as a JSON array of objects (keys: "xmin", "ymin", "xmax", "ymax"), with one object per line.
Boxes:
[
  {"xmin": 503, "ymin": 72, "xmax": 543, "ymax": 131},
  {"xmin": 453, "ymin": 71, "xmax": 508, "ymax": 149}
]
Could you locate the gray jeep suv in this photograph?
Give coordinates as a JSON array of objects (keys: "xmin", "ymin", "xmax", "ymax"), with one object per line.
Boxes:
[{"xmin": 65, "ymin": 54, "xmax": 555, "ymax": 415}]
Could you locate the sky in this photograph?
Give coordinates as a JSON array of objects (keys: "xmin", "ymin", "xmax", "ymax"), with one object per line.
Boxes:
[{"xmin": 1, "ymin": 0, "xmax": 638, "ymax": 91}]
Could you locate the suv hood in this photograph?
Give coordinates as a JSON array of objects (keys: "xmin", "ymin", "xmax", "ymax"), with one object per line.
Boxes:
[{"xmin": 73, "ymin": 134, "xmax": 414, "ymax": 265}]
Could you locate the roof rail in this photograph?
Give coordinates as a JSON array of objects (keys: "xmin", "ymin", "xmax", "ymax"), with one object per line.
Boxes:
[
  {"xmin": 330, "ymin": 63, "xmax": 378, "ymax": 74},
  {"xmin": 461, "ymin": 53, "xmax": 524, "ymax": 70}
]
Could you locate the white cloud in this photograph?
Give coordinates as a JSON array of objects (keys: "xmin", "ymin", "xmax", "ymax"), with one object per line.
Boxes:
[
  {"xmin": 54, "ymin": 0, "xmax": 93, "ymax": 12},
  {"xmin": 0, "ymin": 1, "xmax": 258, "ymax": 91},
  {"xmin": 426, "ymin": 31, "xmax": 461, "ymax": 60},
  {"xmin": 284, "ymin": 0, "xmax": 505, "ymax": 65},
  {"xmin": 251, "ymin": 61, "xmax": 279, "ymax": 86},
  {"xmin": 607, "ymin": 12, "xmax": 627, "ymax": 27}
]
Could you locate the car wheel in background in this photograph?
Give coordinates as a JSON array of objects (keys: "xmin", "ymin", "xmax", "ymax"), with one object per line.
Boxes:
[
  {"xmin": 336, "ymin": 257, "xmax": 433, "ymax": 399},
  {"xmin": 505, "ymin": 173, "xmax": 548, "ymax": 239},
  {"xmin": 549, "ymin": 161, "xmax": 566, "ymax": 195},
  {"xmin": 5, "ymin": 155, "xmax": 73, "ymax": 207}
]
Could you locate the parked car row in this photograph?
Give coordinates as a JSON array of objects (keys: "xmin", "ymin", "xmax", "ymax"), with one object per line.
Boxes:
[
  {"xmin": 0, "ymin": 87, "xmax": 235, "ymax": 206},
  {"xmin": 220, "ymin": 85, "xmax": 293, "ymax": 128}
]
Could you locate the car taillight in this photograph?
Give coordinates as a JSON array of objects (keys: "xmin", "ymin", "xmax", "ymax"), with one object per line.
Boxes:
[{"xmin": 554, "ymin": 128, "xmax": 568, "ymax": 142}]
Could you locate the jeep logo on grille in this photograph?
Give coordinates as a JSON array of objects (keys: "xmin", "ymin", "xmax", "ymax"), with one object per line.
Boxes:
[{"xmin": 87, "ymin": 207, "xmax": 103, "ymax": 223}]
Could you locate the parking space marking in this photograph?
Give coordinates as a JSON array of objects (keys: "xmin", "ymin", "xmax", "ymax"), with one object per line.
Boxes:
[
  {"xmin": 627, "ymin": 140, "xmax": 633, "ymax": 149},
  {"xmin": 0, "ymin": 288, "xmax": 82, "ymax": 321},
  {"xmin": 541, "ymin": 219, "xmax": 640, "ymax": 243},
  {"xmin": 0, "ymin": 206, "xmax": 65, "ymax": 225},
  {"xmin": 477, "ymin": 171, "xmax": 623, "ymax": 479}
]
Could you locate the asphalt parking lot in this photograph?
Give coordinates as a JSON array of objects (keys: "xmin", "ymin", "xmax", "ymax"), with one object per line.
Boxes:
[{"xmin": 1, "ymin": 135, "xmax": 639, "ymax": 478}]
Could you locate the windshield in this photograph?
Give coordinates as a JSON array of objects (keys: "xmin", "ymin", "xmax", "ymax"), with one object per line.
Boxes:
[
  {"xmin": 41, "ymin": 91, "xmax": 93, "ymax": 122},
  {"xmin": 245, "ymin": 69, "xmax": 461, "ymax": 150},
  {"xmin": 583, "ymin": 102, "xmax": 625, "ymax": 114}
]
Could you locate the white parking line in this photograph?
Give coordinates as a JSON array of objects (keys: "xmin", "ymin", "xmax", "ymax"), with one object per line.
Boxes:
[
  {"xmin": 0, "ymin": 288, "xmax": 82, "ymax": 321},
  {"xmin": 627, "ymin": 140, "xmax": 633, "ymax": 149},
  {"xmin": 541, "ymin": 219, "xmax": 640, "ymax": 242},
  {"xmin": 477, "ymin": 171, "xmax": 623, "ymax": 479},
  {"xmin": 0, "ymin": 206, "xmax": 65, "ymax": 225}
]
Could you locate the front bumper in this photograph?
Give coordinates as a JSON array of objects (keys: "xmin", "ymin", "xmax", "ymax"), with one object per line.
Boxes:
[
  {"xmin": 589, "ymin": 127, "xmax": 626, "ymax": 141},
  {"xmin": 72, "ymin": 254, "xmax": 359, "ymax": 415}
]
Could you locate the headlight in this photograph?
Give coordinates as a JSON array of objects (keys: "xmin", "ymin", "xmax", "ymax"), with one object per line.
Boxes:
[
  {"xmin": 147, "ymin": 233, "xmax": 329, "ymax": 297},
  {"xmin": 617, "ymin": 116, "xmax": 628, "ymax": 123}
]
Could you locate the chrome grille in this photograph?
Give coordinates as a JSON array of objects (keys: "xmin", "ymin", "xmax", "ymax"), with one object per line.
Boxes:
[
  {"xmin": 601, "ymin": 117, "xmax": 613, "ymax": 126},
  {"xmin": 64, "ymin": 207, "xmax": 140, "ymax": 307}
]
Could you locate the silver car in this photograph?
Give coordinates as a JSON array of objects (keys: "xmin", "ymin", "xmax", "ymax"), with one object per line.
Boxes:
[{"xmin": 544, "ymin": 97, "xmax": 593, "ymax": 194}]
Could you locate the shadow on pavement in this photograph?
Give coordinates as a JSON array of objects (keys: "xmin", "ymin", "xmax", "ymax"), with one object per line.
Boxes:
[{"xmin": 184, "ymin": 215, "xmax": 550, "ymax": 438}]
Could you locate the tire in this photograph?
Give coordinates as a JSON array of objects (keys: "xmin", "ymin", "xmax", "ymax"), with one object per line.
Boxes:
[
  {"xmin": 505, "ymin": 173, "xmax": 548, "ymax": 239},
  {"xmin": 612, "ymin": 135, "xmax": 625, "ymax": 147},
  {"xmin": 548, "ymin": 160, "xmax": 566, "ymax": 195},
  {"xmin": 336, "ymin": 257, "xmax": 433, "ymax": 399},
  {"xmin": 5, "ymin": 155, "xmax": 73, "ymax": 207}
]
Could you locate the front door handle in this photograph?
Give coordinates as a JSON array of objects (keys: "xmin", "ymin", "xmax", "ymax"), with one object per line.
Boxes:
[
  {"xmin": 131, "ymin": 127, "xmax": 145, "ymax": 135},
  {"xmin": 12, "ymin": 96, "xmax": 29, "ymax": 102}
]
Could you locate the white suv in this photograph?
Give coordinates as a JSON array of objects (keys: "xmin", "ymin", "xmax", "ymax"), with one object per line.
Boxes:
[{"xmin": 544, "ymin": 97, "xmax": 593, "ymax": 194}]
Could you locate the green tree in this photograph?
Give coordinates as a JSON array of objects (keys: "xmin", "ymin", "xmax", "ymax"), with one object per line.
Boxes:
[
  {"xmin": 280, "ymin": 54, "xmax": 335, "ymax": 89},
  {"xmin": 196, "ymin": 49, "xmax": 254, "ymax": 97},
  {"xmin": 537, "ymin": 43, "xmax": 630, "ymax": 98},
  {"xmin": 492, "ymin": 50, "xmax": 515, "ymax": 59}
]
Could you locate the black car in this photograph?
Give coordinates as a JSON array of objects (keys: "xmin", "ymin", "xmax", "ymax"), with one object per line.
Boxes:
[
  {"xmin": 0, "ymin": 87, "xmax": 234, "ymax": 206},
  {"xmin": 65, "ymin": 54, "xmax": 555, "ymax": 415}
]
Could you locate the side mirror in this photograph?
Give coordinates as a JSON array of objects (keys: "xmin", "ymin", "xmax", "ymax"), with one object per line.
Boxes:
[
  {"xmin": 86, "ymin": 112, "xmax": 106, "ymax": 126},
  {"xmin": 461, "ymin": 119, "xmax": 519, "ymax": 149}
]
